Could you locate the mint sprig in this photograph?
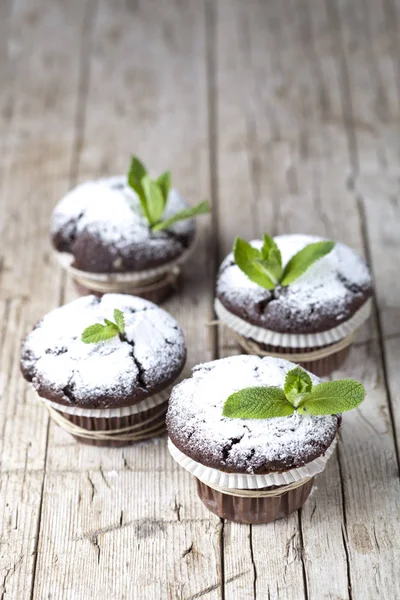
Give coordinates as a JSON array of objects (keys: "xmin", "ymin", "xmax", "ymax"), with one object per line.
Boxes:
[
  {"xmin": 127, "ymin": 156, "xmax": 210, "ymax": 231},
  {"xmin": 233, "ymin": 235, "xmax": 335, "ymax": 290},
  {"xmin": 222, "ymin": 367, "xmax": 365, "ymax": 419},
  {"xmin": 81, "ymin": 308, "xmax": 125, "ymax": 344}
]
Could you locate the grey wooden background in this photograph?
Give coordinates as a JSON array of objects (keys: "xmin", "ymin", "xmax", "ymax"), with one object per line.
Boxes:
[{"xmin": 1, "ymin": 0, "xmax": 400, "ymax": 598}]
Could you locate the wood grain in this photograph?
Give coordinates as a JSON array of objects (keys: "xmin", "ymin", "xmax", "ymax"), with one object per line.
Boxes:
[
  {"xmin": 0, "ymin": 1, "xmax": 89, "ymax": 597},
  {"xmin": 214, "ymin": 1, "xmax": 400, "ymax": 599},
  {"xmin": 1, "ymin": 0, "xmax": 400, "ymax": 598},
  {"xmin": 32, "ymin": 1, "xmax": 221, "ymax": 599}
]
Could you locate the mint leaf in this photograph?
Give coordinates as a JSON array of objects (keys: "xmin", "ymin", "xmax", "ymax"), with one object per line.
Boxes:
[
  {"xmin": 281, "ymin": 240, "xmax": 335, "ymax": 286},
  {"xmin": 127, "ymin": 157, "xmax": 208, "ymax": 231},
  {"xmin": 81, "ymin": 308, "xmax": 126, "ymax": 343},
  {"xmin": 152, "ymin": 200, "xmax": 210, "ymax": 232},
  {"xmin": 284, "ymin": 367, "xmax": 313, "ymax": 406},
  {"xmin": 141, "ymin": 175, "xmax": 166, "ymax": 226},
  {"xmin": 223, "ymin": 387, "xmax": 294, "ymax": 419},
  {"xmin": 258, "ymin": 234, "xmax": 283, "ymax": 285},
  {"xmin": 297, "ymin": 380, "xmax": 366, "ymax": 416},
  {"xmin": 156, "ymin": 171, "xmax": 171, "ymax": 205},
  {"xmin": 233, "ymin": 237, "xmax": 275, "ymax": 290},
  {"xmin": 128, "ymin": 156, "xmax": 149, "ymax": 221},
  {"xmin": 128, "ymin": 156, "xmax": 147, "ymax": 193},
  {"xmin": 221, "ymin": 365, "xmax": 365, "ymax": 421},
  {"xmin": 114, "ymin": 308, "xmax": 125, "ymax": 333},
  {"xmin": 104, "ymin": 318, "xmax": 118, "ymax": 328},
  {"xmin": 81, "ymin": 323, "xmax": 119, "ymax": 344}
]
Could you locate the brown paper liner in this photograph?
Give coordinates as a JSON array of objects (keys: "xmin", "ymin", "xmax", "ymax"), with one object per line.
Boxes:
[
  {"xmin": 58, "ymin": 402, "xmax": 167, "ymax": 447},
  {"xmin": 237, "ymin": 338, "xmax": 351, "ymax": 377},
  {"xmin": 196, "ymin": 477, "xmax": 314, "ymax": 524},
  {"xmin": 73, "ymin": 269, "xmax": 179, "ymax": 304}
]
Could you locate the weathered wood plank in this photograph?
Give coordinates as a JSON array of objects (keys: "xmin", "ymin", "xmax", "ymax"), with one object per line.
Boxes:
[
  {"xmin": 336, "ymin": 344, "xmax": 400, "ymax": 599},
  {"xmin": 32, "ymin": 1, "xmax": 222, "ymax": 599},
  {"xmin": 34, "ymin": 467, "xmax": 222, "ymax": 599},
  {"xmin": 215, "ymin": 1, "xmax": 400, "ymax": 599},
  {"xmin": 0, "ymin": 0, "xmax": 90, "ymax": 471},
  {"xmin": 278, "ymin": 1, "xmax": 400, "ymax": 597},
  {"xmin": 331, "ymin": 7, "xmax": 400, "ymax": 594},
  {"xmin": 2, "ymin": 0, "xmax": 400, "ymax": 597},
  {"xmin": 0, "ymin": 1, "xmax": 90, "ymax": 598},
  {"xmin": 0, "ymin": 472, "xmax": 44, "ymax": 600},
  {"xmin": 334, "ymin": 0, "xmax": 400, "ymax": 336}
]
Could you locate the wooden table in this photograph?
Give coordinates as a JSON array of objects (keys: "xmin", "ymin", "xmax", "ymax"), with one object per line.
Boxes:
[{"xmin": 1, "ymin": 0, "xmax": 400, "ymax": 598}]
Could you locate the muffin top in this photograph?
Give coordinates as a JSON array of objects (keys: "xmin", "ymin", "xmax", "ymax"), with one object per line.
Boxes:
[
  {"xmin": 216, "ymin": 234, "xmax": 373, "ymax": 335},
  {"xmin": 21, "ymin": 294, "xmax": 186, "ymax": 409},
  {"xmin": 167, "ymin": 355, "xmax": 340, "ymax": 475},
  {"xmin": 51, "ymin": 176, "xmax": 196, "ymax": 273}
]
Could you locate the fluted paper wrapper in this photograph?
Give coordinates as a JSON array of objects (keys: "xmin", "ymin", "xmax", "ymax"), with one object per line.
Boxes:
[
  {"xmin": 41, "ymin": 386, "xmax": 172, "ymax": 418},
  {"xmin": 55, "ymin": 236, "xmax": 196, "ymax": 285},
  {"xmin": 63, "ymin": 402, "xmax": 168, "ymax": 447},
  {"xmin": 196, "ymin": 477, "xmax": 314, "ymax": 524},
  {"xmin": 215, "ymin": 298, "xmax": 372, "ymax": 349},
  {"xmin": 168, "ymin": 438, "xmax": 337, "ymax": 489}
]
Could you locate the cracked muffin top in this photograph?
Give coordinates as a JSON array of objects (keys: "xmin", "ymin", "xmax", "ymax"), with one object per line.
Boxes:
[
  {"xmin": 21, "ymin": 294, "xmax": 186, "ymax": 409},
  {"xmin": 216, "ymin": 234, "xmax": 373, "ymax": 335},
  {"xmin": 51, "ymin": 176, "xmax": 196, "ymax": 274},
  {"xmin": 167, "ymin": 355, "xmax": 340, "ymax": 475}
]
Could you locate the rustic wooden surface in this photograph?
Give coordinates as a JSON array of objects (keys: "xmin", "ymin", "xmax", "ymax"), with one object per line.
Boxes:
[{"xmin": 1, "ymin": 0, "xmax": 400, "ymax": 598}]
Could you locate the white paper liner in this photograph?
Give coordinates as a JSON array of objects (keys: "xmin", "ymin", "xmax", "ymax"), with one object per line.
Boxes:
[
  {"xmin": 168, "ymin": 437, "xmax": 337, "ymax": 490},
  {"xmin": 55, "ymin": 234, "xmax": 197, "ymax": 285},
  {"xmin": 40, "ymin": 386, "xmax": 172, "ymax": 418},
  {"xmin": 214, "ymin": 298, "xmax": 372, "ymax": 349}
]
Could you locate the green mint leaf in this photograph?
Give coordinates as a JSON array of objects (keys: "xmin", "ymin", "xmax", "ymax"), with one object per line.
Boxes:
[
  {"xmin": 281, "ymin": 240, "xmax": 335, "ymax": 286},
  {"xmin": 297, "ymin": 379, "xmax": 366, "ymax": 416},
  {"xmin": 233, "ymin": 237, "xmax": 275, "ymax": 290},
  {"xmin": 128, "ymin": 156, "xmax": 147, "ymax": 195},
  {"xmin": 258, "ymin": 234, "xmax": 283, "ymax": 284},
  {"xmin": 156, "ymin": 171, "xmax": 171, "ymax": 205},
  {"xmin": 284, "ymin": 367, "xmax": 313, "ymax": 406},
  {"xmin": 128, "ymin": 156, "xmax": 150, "ymax": 222},
  {"xmin": 152, "ymin": 200, "xmax": 210, "ymax": 232},
  {"xmin": 81, "ymin": 323, "xmax": 119, "ymax": 344},
  {"xmin": 113, "ymin": 308, "xmax": 125, "ymax": 334},
  {"xmin": 104, "ymin": 318, "xmax": 117, "ymax": 328},
  {"xmin": 223, "ymin": 386, "xmax": 294, "ymax": 419},
  {"xmin": 141, "ymin": 175, "xmax": 166, "ymax": 226}
]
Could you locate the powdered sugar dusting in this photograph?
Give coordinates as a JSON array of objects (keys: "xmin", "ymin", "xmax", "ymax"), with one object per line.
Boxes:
[
  {"xmin": 216, "ymin": 234, "xmax": 372, "ymax": 334},
  {"xmin": 167, "ymin": 355, "xmax": 339, "ymax": 474},
  {"xmin": 21, "ymin": 294, "xmax": 186, "ymax": 409}
]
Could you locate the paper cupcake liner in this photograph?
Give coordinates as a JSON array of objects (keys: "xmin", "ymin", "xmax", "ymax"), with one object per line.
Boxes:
[
  {"xmin": 46, "ymin": 401, "xmax": 168, "ymax": 447},
  {"xmin": 40, "ymin": 386, "xmax": 172, "ymax": 418},
  {"xmin": 55, "ymin": 233, "xmax": 197, "ymax": 285},
  {"xmin": 73, "ymin": 267, "xmax": 180, "ymax": 300},
  {"xmin": 51, "ymin": 401, "xmax": 168, "ymax": 448},
  {"xmin": 214, "ymin": 298, "xmax": 372, "ymax": 349},
  {"xmin": 196, "ymin": 477, "xmax": 314, "ymax": 524},
  {"xmin": 234, "ymin": 335, "xmax": 352, "ymax": 377},
  {"xmin": 168, "ymin": 438, "xmax": 337, "ymax": 489}
]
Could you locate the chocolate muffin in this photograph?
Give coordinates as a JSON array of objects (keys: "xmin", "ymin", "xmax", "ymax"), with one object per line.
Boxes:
[
  {"xmin": 167, "ymin": 355, "xmax": 340, "ymax": 524},
  {"xmin": 215, "ymin": 234, "xmax": 373, "ymax": 376},
  {"xmin": 21, "ymin": 294, "xmax": 186, "ymax": 446},
  {"xmin": 51, "ymin": 176, "xmax": 196, "ymax": 302}
]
